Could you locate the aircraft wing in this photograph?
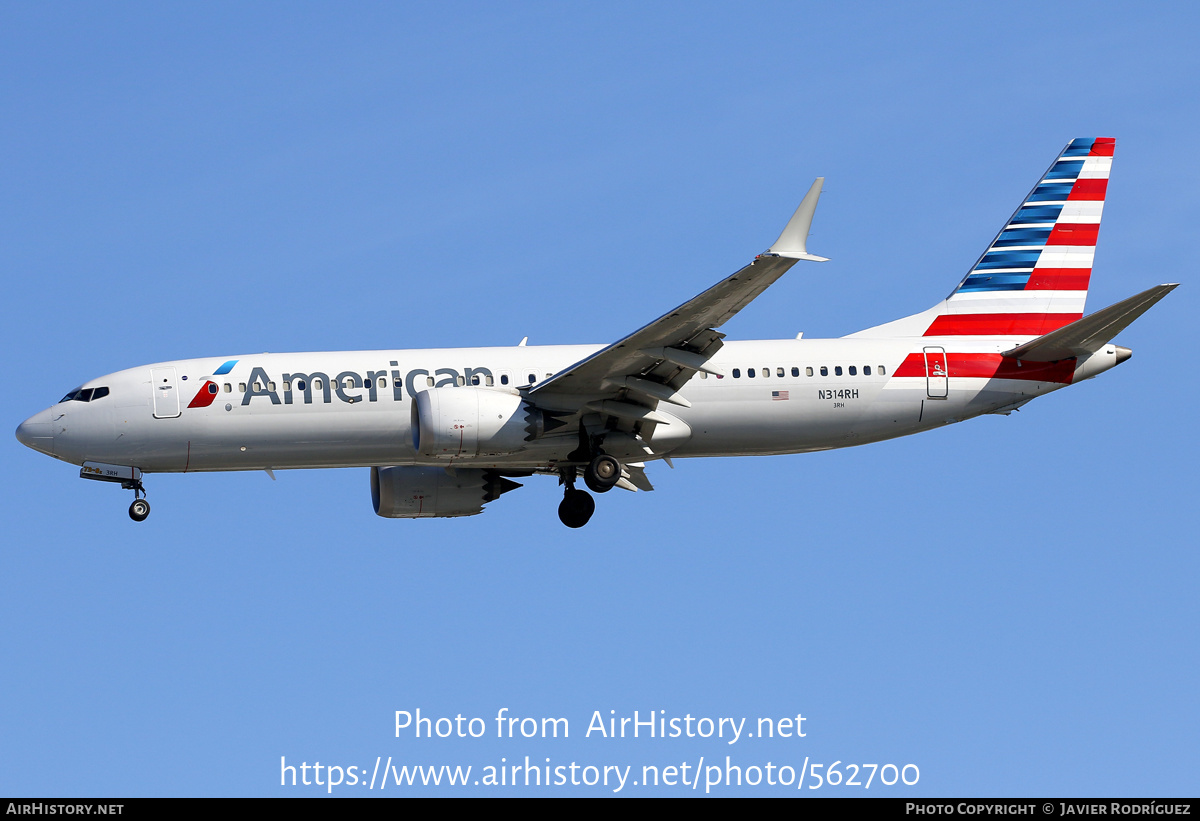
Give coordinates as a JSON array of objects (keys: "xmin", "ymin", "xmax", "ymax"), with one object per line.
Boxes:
[{"xmin": 529, "ymin": 179, "xmax": 828, "ymax": 414}]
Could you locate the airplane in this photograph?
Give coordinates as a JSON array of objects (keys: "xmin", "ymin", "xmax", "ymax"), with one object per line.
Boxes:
[{"xmin": 15, "ymin": 138, "xmax": 1177, "ymax": 528}]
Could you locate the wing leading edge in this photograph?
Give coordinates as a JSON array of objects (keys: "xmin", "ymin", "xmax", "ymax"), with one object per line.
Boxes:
[
  {"xmin": 529, "ymin": 178, "xmax": 828, "ymax": 414},
  {"xmin": 1002, "ymin": 283, "xmax": 1177, "ymax": 362}
]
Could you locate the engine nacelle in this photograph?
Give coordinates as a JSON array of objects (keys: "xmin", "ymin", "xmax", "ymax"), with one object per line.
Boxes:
[
  {"xmin": 371, "ymin": 466, "xmax": 522, "ymax": 518},
  {"xmin": 411, "ymin": 387, "xmax": 542, "ymax": 459}
]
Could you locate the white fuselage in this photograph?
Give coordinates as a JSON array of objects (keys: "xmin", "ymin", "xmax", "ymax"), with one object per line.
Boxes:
[{"xmin": 20, "ymin": 335, "xmax": 1121, "ymax": 475}]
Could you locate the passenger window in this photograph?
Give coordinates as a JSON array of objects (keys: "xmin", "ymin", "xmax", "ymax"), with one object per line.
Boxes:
[
  {"xmin": 207, "ymin": 383, "xmax": 218, "ymax": 395},
  {"xmin": 835, "ymin": 366, "xmax": 843, "ymax": 376},
  {"xmin": 378, "ymin": 377, "xmax": 387, "ymax": 388},
  {"xmin": 699, "ymin": 372, "xmax": 708, "ymax": 379},
  {"xmin": 313, "ymin": 379, "xmax": 323, "ymax": 390},
  {"xmin": 295, "ymin": 380, "xmax": 306, "ymax": 392},
  {"xmin": 239, "ymin": 383, "xmax": 247, "ymax": 392},
  {"xmin": 820, "ymin": 366, "xmax": 828, "ymax": 377},
  {"xmin": 269, "ymin": 381, "xmax": 277, "ymax": 391},
  {"xmin": 879, "ymin": 365, "xmax": 886, "ymax": 375},
  {"xmin": 864, "ymin": 366, "xmax": 871, "ymax": 376},
  {"xmin": 456, "ymin": 376, "xmax": 465, "ymax": 387},
  {"xmin": 848, "ymin": 366, "xmax": 857, "ymax": 376},
  {"xmin": 501, "ymin": 374, "xmax": 509, "ymax": 385},
  {"xmin": 762, "ymin": 368, "xmax": 769, "ymax": 378},
  {"xmin": 747, "ymin": 368, "xmax": 755, "ymax": 378},
  {"xmin": 363, "ymin": 378, "xmax": 372, "ymax": 389},
  {"xmin": 426, "ymin": 376, "xmax": 435, "ymax": 387},
  {"xmin": 223, "ymin": 383, "xmax": 232, "ymax": 393},
  {"xmin": 806, "ymin": 367, "xmax": 813, "ymax": 377},
  {"xmin": 732, "ymin": 368, "xmax": 741, "ymax": 378},
  {"xmin": 485, "ymin": 375, "xmax": 494, "ymax": 386},
  {"xmin": 471, "ymin": 375, "xmax": 480, "ymax": 385},
  {"xmin": 777, "ymin": 367, "xmax": 784, "ymax": 377},
  {"xmin": 528, "ymin": 373, "xmax": 536, "ymax": 383}
]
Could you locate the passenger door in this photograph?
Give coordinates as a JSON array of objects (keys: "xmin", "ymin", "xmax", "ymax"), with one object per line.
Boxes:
[{"xmin": 150, "ymin": 367, "xmax": 182, "ymax": 418}]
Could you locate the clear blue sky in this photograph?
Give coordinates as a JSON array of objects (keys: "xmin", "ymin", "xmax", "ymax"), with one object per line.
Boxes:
[{"xmin": 2, "ymin": 2, "xmax": 1196, "ymax": 796}]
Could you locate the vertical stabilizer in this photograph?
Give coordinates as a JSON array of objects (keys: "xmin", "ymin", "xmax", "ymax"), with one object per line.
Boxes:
[{"xmin": 849, "ymin": 138, "xmax": 1114, "ymax": 339}]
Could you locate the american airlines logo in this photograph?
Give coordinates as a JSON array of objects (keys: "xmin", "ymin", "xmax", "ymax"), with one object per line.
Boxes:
[{"xmin": 188, "ymin": 363, "xmax": 502, "ymax": 409}]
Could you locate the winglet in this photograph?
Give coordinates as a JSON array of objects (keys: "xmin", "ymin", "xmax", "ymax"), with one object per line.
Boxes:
[{"xmin": 768, "ymin": 177, "xmax": 829, "ymax": 261}]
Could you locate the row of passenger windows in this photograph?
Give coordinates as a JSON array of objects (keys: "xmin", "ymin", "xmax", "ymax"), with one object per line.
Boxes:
[
  {"xmin": 222, "ymin": 364, "xmax": 886, "ymax": 394},
  {"xmin": 59, "ymin": 386, "xmax": 110, "ymax": 403},
  {"xmin": 701, "ymin": 365, "xmax": 887, "ymax": 380}
]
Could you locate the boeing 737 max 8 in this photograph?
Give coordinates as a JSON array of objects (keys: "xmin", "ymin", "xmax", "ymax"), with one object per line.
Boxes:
[{"xmin": 15, "ymin": 139, "xmax": 1176, "ymax": 527}]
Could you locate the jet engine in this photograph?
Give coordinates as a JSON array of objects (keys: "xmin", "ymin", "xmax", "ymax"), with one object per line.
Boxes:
[
  {"xmin": 371, "ymin": 466, "xmax": 522, "ymax": 518},
  {"xmin": 411, "ymin": 387, "xmax": 550, "ymax": 459}
]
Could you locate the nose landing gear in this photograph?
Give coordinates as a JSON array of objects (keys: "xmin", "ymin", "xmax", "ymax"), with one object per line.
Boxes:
[
  {"xmin": 79, "ymin": 463, "xmax": 152, "ymax": 522},
  {"xmin": 123, "ymin": 478, "xmax": 149, "ymax": 522},
  {"xmin": 128, "ymin": 497, "xmax": 151, "ymax": 522}
]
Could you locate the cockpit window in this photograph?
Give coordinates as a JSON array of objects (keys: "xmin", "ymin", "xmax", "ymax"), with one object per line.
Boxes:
[{"xmin": 58, "ymin": 386, "xmax": 108, "ymax": 403}]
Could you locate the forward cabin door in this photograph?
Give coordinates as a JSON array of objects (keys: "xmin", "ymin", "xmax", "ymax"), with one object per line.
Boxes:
[
  {"xmin": 151, "ymin": 367, "xmax": 182, "ymax": 418},
  {"xmin": 923, "ymin": 346, "xmax": 948, "ymax": 399}
]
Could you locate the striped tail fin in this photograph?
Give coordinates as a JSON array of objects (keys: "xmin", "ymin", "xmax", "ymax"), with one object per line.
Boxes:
[{"xmin": 849, "ymin": 138, "xmax": 1114, "ymax": 339}]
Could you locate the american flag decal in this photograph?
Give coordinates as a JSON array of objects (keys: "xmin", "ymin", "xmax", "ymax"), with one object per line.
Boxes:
[{"xmin": 772, "ymin": 390, "xmax": 789, "ymax": 401}]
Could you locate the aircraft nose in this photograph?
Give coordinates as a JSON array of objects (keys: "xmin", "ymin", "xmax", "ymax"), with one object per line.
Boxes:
[{"xmin": 16, "ymin": 409, "xmax": 54, "ymax": 456}]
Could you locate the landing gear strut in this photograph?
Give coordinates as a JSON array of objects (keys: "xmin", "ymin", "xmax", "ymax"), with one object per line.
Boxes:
[{"xmin": 123, "ymin": 478, "xmax": 150, "ymax": 522}]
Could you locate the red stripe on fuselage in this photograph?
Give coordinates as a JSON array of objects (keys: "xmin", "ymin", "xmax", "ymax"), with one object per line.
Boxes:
[
  {"xmin": 924, "ymin": 313, "xmax": 1082, "ymax": 336},
  {"xmin": 894, "ymin": 353, "xmax": 1075, "ymax": 384}
]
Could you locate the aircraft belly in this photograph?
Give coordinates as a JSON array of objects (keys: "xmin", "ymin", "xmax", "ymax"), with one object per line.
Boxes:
[
  {"xmin": 672, "ymin": 383, "xmax": 896, "ymax": 456},
  {"xmin": 175, "ymin": 407, "xmax": 411, "ymax": 471},
  {"xmin": 670, "ymin": 376, "xmax": 1036, "ymax": 456}
]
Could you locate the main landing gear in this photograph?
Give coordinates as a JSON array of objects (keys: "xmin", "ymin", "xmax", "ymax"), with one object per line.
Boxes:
[
  {"xmin": 558, "ymin": 487, "xmax": 595, "ymax": 529},
  {"xmin": 583, "ymin": 453, "xmax": 621, "ymax": 494},
  {"xmin": 557, "ymin": 453, "xmax": 623, "ymax": 528}
]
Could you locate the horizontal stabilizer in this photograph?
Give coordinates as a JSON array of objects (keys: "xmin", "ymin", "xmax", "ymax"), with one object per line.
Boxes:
[
  {"xmin": 1003, "ymin": 283, "xmax": 1178, "ymax": 362},
  {"xmin": 768, "ymin": 177, "xmax": 829, "ymax": 261}
]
